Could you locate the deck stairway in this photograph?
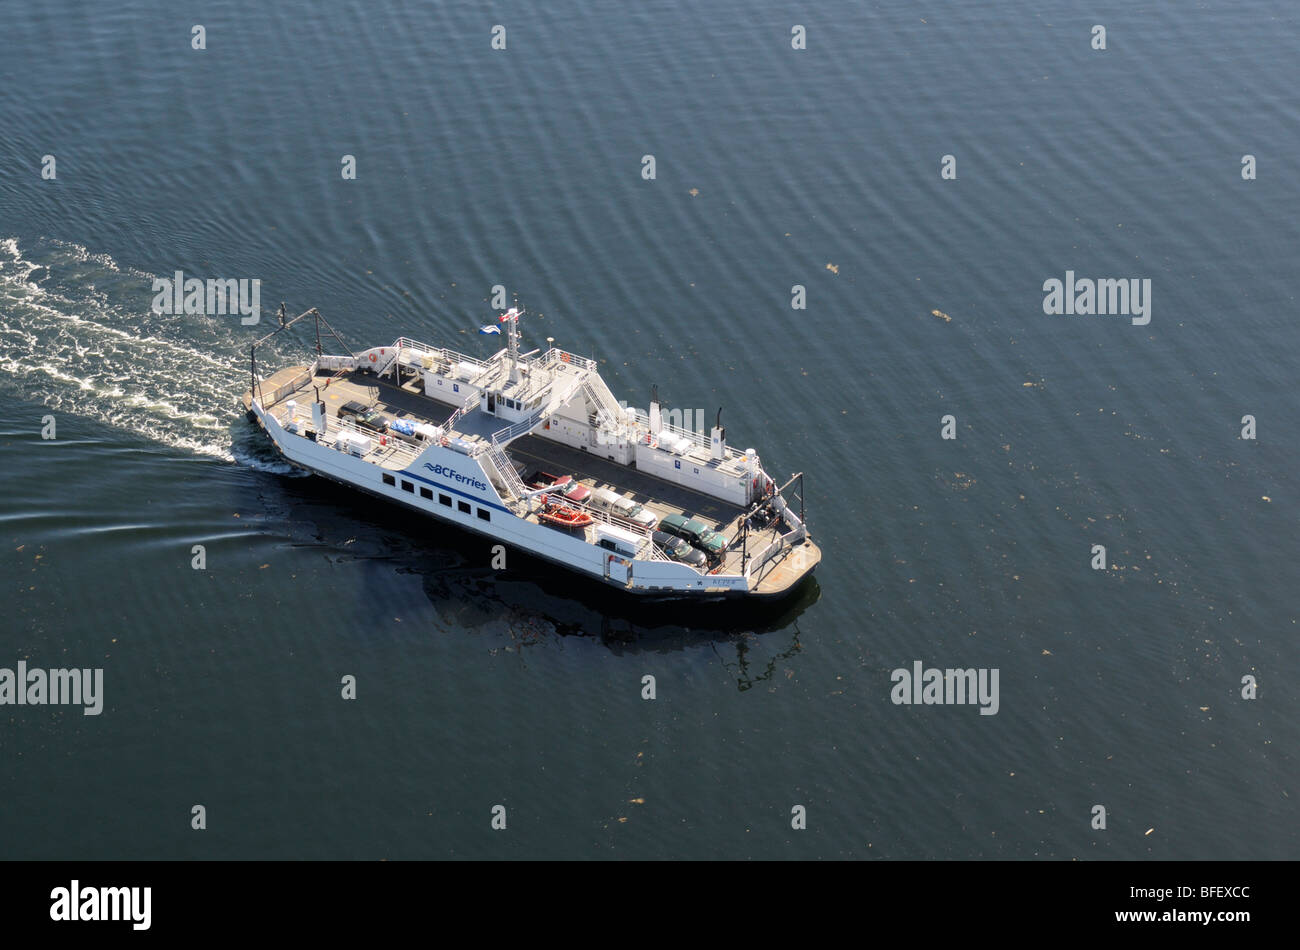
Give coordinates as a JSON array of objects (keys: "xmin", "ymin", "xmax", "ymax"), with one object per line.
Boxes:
[{"xmin": 581, "ymin": 375, "xmax": 623, "ymax": 430}]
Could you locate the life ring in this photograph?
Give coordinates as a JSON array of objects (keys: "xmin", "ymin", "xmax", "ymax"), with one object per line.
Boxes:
[
  {"xmin": 380, "ymin": 435, "xmax": 387, "ymax": 446},
  {"xmin": 561, "ymin": 353, "xmax": 571, "ymax": 363},
  {"xmin": 369, "ymin": 353, "xmax": 377, "ymax": 363}
]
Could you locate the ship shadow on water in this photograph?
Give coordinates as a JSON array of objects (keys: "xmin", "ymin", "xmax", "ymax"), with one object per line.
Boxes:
[{"xmin": 252, "ymin": 455, "xmax": 820, "ymax": 655}]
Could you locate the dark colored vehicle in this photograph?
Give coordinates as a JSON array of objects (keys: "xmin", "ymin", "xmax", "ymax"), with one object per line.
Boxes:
[
  {"xmin": 524, "ymin": 469, "xmax": 591, "ymax": 504},
  {"xmin": 652, "ymin": 530, "xmax": 708, "ymax": 569},
  {"xmin": 337, "ymin": 400, "xmax": 388, "ymax": 433},
  {"xmin": 657, "ymin": 514, "xmax": 728, "ymax": 560}
]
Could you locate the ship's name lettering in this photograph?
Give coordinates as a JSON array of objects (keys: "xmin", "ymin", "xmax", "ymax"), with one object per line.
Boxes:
[{"xmin": 423, "ymin": 463, "xmax": 489, "ymax": 492}]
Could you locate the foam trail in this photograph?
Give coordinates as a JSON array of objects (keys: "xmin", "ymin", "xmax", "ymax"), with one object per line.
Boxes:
[{"xmin": 0, "ymin": 236, "xmax": 301, "ymax": 473}]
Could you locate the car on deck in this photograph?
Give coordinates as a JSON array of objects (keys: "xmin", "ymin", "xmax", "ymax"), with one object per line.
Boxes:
[
  {"xmin": 524, "ymin": 470, "xmax": 591, "ymax": 504},
  {"xmin": 652, "ymin": 530, "xmax": 708, "ymax": 569},
  {"xmin": 337, "ymin": 400, "xmax": 388, "ymax": 433},
  {"xmin": 657, "ymin": 513, "xmax": 728, "ymax": 561}
]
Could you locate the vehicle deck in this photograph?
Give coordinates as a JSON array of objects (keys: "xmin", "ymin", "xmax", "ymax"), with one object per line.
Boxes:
[{"xmin": 245, "ymin": 364, "xmax": 819, "ymax": 589}]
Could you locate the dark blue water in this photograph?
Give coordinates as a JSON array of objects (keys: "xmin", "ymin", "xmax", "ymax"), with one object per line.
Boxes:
[{"xmin": 1, "ymin": 0, "xmax": 1296, "ymax": 859}]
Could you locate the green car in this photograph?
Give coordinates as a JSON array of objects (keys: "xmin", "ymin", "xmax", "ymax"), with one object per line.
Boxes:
[{"xmin": 658, "ymin": 514, "xmax": 728, "ymax": 560}]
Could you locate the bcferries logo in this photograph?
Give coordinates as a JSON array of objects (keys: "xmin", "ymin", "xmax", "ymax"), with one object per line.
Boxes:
[{"xmin": 423, "ymin": 463, "xmax": 489, "ymax": 493}]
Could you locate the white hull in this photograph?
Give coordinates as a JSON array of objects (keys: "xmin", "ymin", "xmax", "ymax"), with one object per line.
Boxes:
[{"xmin": 242, "ymin": 316, "xmax": 819, "ymax": 600}]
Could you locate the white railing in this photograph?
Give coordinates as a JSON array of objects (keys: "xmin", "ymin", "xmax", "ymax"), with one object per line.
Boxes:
[
  {"xmin": 317, "ymin": 354, "xmax": 358, "ymax": 372},
  {"xmin": 535, "ymin": 347, "xmax": 596, "ymax": 373},
  {"xmin": 630, "ymin": 409, "xmax": 712, "ymax": 451},
  {"xmin": 744, "ymin": 527, "xmax": 804, "ymax": 577},
  {"xmin": 328, "ymin": 417, "xmax": 422, "ymax": 467},
  {"xmin": 443, "ymin": 389, "xmax": 481, "ymax": 433},
  {"xmin": 480, "ymin": 443, "xmax": 527, "ymax": 500},
  {"xmin": 257, "ymin": 363, "xmax": 315, "ymax": 408},
  {"xmin": 582, "ymin": 378, "xmax": 623, "ymax": 430},
  {"xmin": 394, "ymin": 337, "xmax": 490, "ymax": 371},
  {"xmin": 746, "ymin": 538, "xmax": 784, "ymax": 577},
  {"xmin": 491, "ymin": 409, "xmax": 545, "ymax": 445},
  {"xmin": 770, "ymin": 489, "xmax": 805, "ymax": 535},
  {"xmin": 645, "ymin": 542, "xmax": 675, "ymax": 563},
  {"xmin": 374, "ymin": 349, "xmax": 400, "ymax": 378},
  {"xmin": 273, "ymin": 401, "xmax": 422, "ymax": 469},
  {"xmin": 529, "ymin": 491, "xmax": 655, "ymax": 549}
]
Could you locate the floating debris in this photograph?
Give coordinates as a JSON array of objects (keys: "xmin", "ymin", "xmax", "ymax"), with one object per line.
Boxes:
[
  {"xmin": 688, "ymin": 188, "xmax": 699, "ymax": 197},
  {"xmin": 931, "ymin": 309, "xmax": 951, "ymax": 322},
  {"xmin": 826, "ymin": 263, "xmax": 839, "ymax": 274},
  {"xmin": 1145, "ymin": 828, "xmax": 1154, "ymax": 836}
]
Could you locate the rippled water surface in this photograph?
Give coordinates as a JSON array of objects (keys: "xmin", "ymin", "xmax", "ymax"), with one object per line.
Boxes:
[{"xmin": 0, "ymin": 0, "xmax": 1296, "ymax": 859}]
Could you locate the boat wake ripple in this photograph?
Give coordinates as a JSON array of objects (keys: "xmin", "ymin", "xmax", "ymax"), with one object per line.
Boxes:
[{"xmin": 0, "ymin": 236, "xmax": 300, "ymax": 474}]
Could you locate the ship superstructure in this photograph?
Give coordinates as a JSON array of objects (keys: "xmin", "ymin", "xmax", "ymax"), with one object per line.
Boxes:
[{"xmin": 241, "ymin": 308, "xmax": 820, "ymax": 598}]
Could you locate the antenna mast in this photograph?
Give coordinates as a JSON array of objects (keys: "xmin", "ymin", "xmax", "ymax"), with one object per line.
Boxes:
[{"xmin": 505, "ymin": 307, "xmax": 521, "ymax": 382}]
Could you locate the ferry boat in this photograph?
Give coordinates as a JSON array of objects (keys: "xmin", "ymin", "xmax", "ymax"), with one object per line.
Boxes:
[{"xmin": 240, "ymin": 307, "xmax": 820, "ymax": 599}]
